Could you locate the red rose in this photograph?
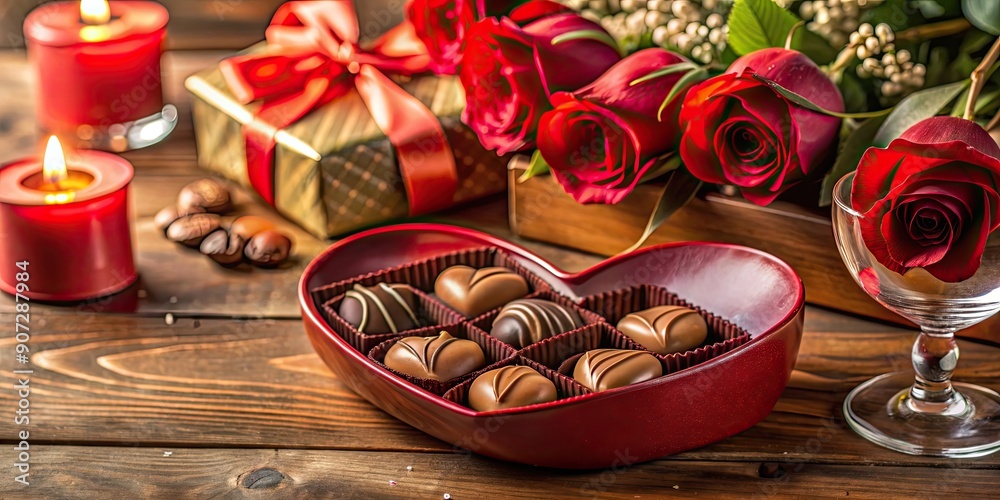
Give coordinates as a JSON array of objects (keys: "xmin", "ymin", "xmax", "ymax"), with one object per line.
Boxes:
[
  {"xmin": 536, "ymin": 48, "xmax": 692, "ymax": 204},
  {"xmin": 460, "ymin": 1, "xmax": 621, "ymax": 155},
  {"xmin": 679, "ymin": 48, "xmax": 843, "ymax": 205},
  {"xmin": 406, "ymin": 0, "xmax": 526, "ymax": 74},
  {"xmin": 851, "ymin": 116, "xmax": 1000, "ymax": 283}
]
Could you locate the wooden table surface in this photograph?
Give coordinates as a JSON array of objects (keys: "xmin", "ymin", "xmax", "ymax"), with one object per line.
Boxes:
[{"xmin": 0, "ymin": 50, "xmax": 998, "ymax": 499}]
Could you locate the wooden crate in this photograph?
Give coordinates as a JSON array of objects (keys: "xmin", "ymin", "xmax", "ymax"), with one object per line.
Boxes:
[{"xmin": 508, "ymin": 162, "xmax": 1000, "ymax": 343}]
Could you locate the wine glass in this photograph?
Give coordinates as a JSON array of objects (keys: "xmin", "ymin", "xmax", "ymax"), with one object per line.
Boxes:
[{"xmin": 832, "ymin": 171, "xmax": 1000, "ymax": 457}]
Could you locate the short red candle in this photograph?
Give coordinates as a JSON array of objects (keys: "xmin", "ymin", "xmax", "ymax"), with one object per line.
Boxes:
[
  {"xmin": 0, "ymin": 143, "xmax": 137, "ymax": 302},
  {"xmin": 24, "ymin": 1, "xmax": 168, "ymax": 137}
]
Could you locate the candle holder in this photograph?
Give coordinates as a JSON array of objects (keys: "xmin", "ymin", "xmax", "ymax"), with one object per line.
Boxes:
[{"xmin": 0, "ymin": 139, "xmax": 137, "ymax": 302}]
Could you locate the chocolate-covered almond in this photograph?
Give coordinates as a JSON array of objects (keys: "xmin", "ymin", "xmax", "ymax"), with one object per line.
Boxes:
[
  {"xmin": 165, "ymin": 213, "xmax": 222, "ymax": 247},
  {"xmin": 339, "ymin": 283, "xmax": 420, "ymax": 334},
  {"xmin": 384, "ymin": 331, "xmax": 486, "ymax": 381},
  {"xmin": 469, "ymin": 365, "xmax": 557, "ymax": 411},
  {"xmin": 573, "ymin": 349, "xmax": 662, "ymax": 392},
  {"xmin": 177, "ymin": 178, "xmax": 232, "ymax": 215},
  {"xmin": 434, "ymin": 266, "xmax": 529, "ymax": 317},
  {"xmin": 616, "ymin": 306, "xmax": 708, "ymax": 355},
  {"xmin": 490, "ymin": 299, "xmax": 583, "ymax": 348},
  {"xmin": 199, "ymin": 229, "xmax": 245, "ymax": 266},
  {"xmin": 154, "ymin": 205, "xmax": 180, "ymax": 233},
  {"xmin": 244, "ymin": 230, "xmax": 291, "ymax": 267}
]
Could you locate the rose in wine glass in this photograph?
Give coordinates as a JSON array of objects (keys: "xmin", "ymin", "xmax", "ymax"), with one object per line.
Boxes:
[{"xmin": 832, "ymin": 115, "xmax": 1000, "ymax": 457}]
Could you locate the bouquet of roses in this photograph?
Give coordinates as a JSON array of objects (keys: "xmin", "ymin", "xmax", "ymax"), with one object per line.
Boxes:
[{"xmin": 418, "ymin": 0, "xmax": 1000, "ymax": 261}]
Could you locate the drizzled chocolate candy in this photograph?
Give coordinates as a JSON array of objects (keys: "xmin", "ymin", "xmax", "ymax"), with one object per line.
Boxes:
[
  {"xmin": 384, "ymin": 331, "xmax": 486, "ymax": 381},
  {"xmin": 434, "ymin": 266, "xmax": 529, "ymax": 317},
  {"xmin": 572, "ymin": 349, "xmax": 662, "ymax": 392},
  {"xmin": 616, "ymin": 306, "xmax": 708, "ymax": 355},
  {"xmin": 469, "ymin": 365, "xmax": 557, "ymax": 411},
  {"xmin": 490, "ymin": 299, "xmax": 583, "ymax": 348},
  {"xmin": 339, "ymin": 283, "xmax": 420, "ymax": 334}
]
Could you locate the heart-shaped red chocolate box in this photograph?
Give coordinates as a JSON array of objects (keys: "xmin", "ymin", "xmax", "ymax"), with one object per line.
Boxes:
[{"xmin": 299, "ymin": 224, "xmax": 804, "ymax": 469}]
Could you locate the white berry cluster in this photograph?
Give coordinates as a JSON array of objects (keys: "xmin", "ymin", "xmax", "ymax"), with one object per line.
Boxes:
[
  {"xmin": 851, "ymin": 23, "xmax": 926, "ymax": 98},
  {"xmin": 792, "ymin": 0, "xmax": 876, "ymax": 48},
  {"xmin": 559, "ymin": 0, "xmax": 732, "ymax": 64}
]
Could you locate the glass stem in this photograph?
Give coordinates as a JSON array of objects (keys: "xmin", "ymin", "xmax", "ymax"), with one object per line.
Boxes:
[{"xmin": 907, "ymin": 328, "xmax": 970, "ymax": 416}]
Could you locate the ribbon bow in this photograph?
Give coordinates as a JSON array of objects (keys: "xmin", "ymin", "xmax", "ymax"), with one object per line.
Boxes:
[{"xmin": 219, "ymin": 1, "xmax": 458, "ymax": 215}]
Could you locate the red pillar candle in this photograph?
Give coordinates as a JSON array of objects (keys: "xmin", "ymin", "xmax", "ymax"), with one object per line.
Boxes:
[
  {"xmin": 0, "ymin": 137, "xmax": 137, "ymax": 302},
  {"xmin": 24, "ymin": 0, "xmax": 168, "ymax": 138}
]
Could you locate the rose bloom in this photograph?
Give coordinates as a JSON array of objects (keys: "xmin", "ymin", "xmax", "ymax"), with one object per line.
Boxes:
[
  {"xmin": 406, "ymin": 0, "xmax": 524, "ymax": 74},
  {"xmin": 536, "ymin": 48, "xmax": 692, "ymax": 204},
  {"xmin": 460, "ymin": 0, "xmax": 621, "ymax": 155},
  {"xmin": 852, "ymin": 116, "xmax": 1000, "ymax": 283},
  {"xmin": 679, "ymin": 48, "xmax": 843, "ymax": 205}
]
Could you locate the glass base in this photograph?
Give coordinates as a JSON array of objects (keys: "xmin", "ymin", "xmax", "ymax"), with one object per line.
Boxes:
[{"xmin": 844, "ymin": 371, "xmax": 1000, "ymax": 458}]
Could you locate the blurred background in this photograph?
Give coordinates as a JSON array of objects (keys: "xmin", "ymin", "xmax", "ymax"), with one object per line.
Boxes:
[{"xmin": 0, "ymin": 0, "xmax": 402, "ymax": 51}]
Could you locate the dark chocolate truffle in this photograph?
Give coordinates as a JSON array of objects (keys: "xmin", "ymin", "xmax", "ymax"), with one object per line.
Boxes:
[
  {"xmin": 572, "ymin": 349, "xmax": 662, "ymax": 392},
  {"xmin": 434, "ymin": 266, "xmax": 529, "ymax": 317},
  {"xmin": 490, "ymin": 299, "xmax": 583, "ymax": 348},
  {"xmin": 469, "ymin": 365, "xmax": 557, "ymax": 411},
  {"xmin": 339, "ymin": 283, "xmax": 420, "ymax": 334},
  {"xmin": 616, "ymin": 306, "xmax": 708, "ymax": 355},
  {"xmin": 384, "ymin": 331, "xmax": 486, "ymax": 381}
]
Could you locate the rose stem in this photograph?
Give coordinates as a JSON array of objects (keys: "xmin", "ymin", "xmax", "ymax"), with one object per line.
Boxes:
[
  {"xmin": 784, "ymin": 21, "xmax": 805, "ymax": 51},
  {"xmin": 894, "ymin": 18, "xmax": 971, "ymax": 42},
  {"xmin": 963, "ymin": 36, "xmax": 1000, "ymax": 121}
]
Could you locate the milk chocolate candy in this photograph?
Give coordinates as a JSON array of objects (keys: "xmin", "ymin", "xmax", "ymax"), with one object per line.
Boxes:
[
  {"xmin": 434, "ymin": 266, "xmax": 529, "ymax": 317},
  {"xmin": 573, "ymin": 349, "xmax": 662, "ymax": 392},
  {"xmin": 616, "ymin": 306, "xmax": 708, "ymax": 355},
  {"xmin": 384, "ymin": 331, "xmax": 486, "ymax": 381},
  {"xmin": 339, "ymin": 283, "xmax": 420, "ymax": 334},
  {"xmin": 469, "ymin": 365, "xmax": 557, "ymax": 411},
  {"xmin": 490, "ymin": 299, "xmax": 583, "ymax": 348}
]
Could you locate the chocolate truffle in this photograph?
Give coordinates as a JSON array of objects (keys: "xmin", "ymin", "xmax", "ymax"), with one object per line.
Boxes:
[
  {"xmin": 572, "ymin": 349, "xmax": 662, "ymax": 392},
  {"xmin": 616, "ymin": 306, "xmax": 708, "ymax": 355},
  {"xmin": 469, "ymin": 365, "xmax": 557, "ymax": 411},
  {"xmin": 490, "ymin": 299, "xmax": 583, "ymax": 348},
  {"xmin": 384, "ymin": 331, "xmax": 486, "ymax": 381},
  {"xmin": 434, "ymin": 266, "xmax": 529, "ymax": 317},
  {"xmin": 338, "ymin": 283, "xmax": 420, "ymax": 334}
]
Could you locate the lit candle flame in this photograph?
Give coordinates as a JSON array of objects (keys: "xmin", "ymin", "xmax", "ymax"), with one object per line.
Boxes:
[
  {"xmin": 80, "ymin": 0, "xmax": 111, "ymax": 25},
  {"xmin": 43, "ymin": 136, "xmax": 69, "ymax": 188}
]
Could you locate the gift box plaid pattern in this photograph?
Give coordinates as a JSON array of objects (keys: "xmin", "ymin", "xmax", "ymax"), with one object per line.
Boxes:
[{"xmin": 186, "ymin": 48, "xmax": 507, "ymax": 238}]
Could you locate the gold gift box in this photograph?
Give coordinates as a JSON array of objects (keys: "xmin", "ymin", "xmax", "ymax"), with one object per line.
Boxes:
[{"xmin": 185, "ymin": 46, "xmax": 507, "ymax": 238}]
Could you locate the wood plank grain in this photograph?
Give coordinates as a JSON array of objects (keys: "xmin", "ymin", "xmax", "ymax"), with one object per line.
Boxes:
[
  {"xmin": 1, "ymin": 446, "xmax": 996, "ymax": 499},
  {"xmin": 1, "ymin": 310, "xmax": 998, "ymax": 469}
]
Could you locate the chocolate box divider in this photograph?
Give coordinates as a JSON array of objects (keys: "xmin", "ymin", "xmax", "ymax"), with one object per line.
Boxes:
[
  {"xmin": 321, "ymin": 285, "xmax": 466, "ymax": 354},
  {"xmin": 310, "ymin": 246, "xmax": 552, "ymax": 309}
]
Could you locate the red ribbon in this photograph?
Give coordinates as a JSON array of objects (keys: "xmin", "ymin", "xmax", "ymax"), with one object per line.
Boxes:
[{"xmin": 218, "ymin": 1, "xmax": 459, "ymax": 215}]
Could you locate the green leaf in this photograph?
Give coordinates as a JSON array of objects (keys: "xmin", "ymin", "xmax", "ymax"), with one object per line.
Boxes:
[
  {"xmin": 630, "ymin": 62, "xmax": 700, "ymax": 87},
  {"xmin": 518, "ymin": 150, "xmax": 550, "ymax": 182},
  {"xmin": 657, "ymin": 67, "xmax": 710, "ymax": 120},
  {"xmin": 752, "ymin": 75, "xmax": 892, "ymax": 118},
  {"xmin": 872, "ymin": 80, "xmax": 969, "ymax": 147},
  {"xmin": 818, "ymin": 115, "xmax": 888, "ymax": 207},
  {"xmin": 963, "ymin": 0, "xmax": 1000, "ymax": 35},
  {"xmin": 727, "ymin": 0, "xmax": 837, "ymax": 64},
  {"xmin": 551, "ymin": 30, "xmax": 624, "ymax": 56},
  {"xmin": 839, "ymin": 71, "xmax": 870, "ymax": 113},
  {"xmin": 619, "ymin": 168, "xmax": 702, "ymax": 255}
]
